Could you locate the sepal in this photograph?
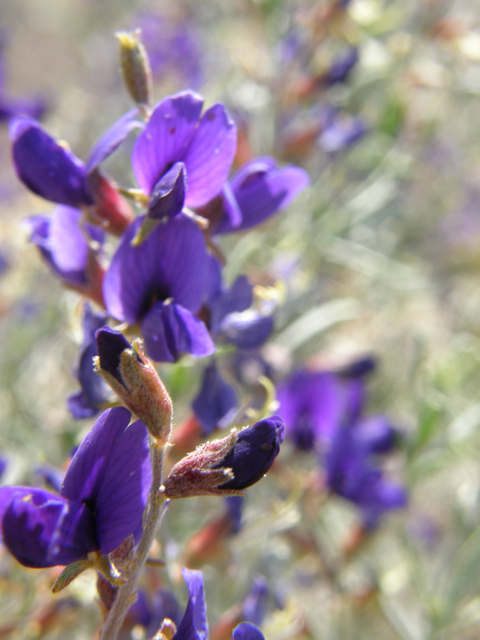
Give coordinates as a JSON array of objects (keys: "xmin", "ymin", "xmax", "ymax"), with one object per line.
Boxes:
[{"xmin": 95, "ymin": 327, "xmax": 172, "ymax": 443}]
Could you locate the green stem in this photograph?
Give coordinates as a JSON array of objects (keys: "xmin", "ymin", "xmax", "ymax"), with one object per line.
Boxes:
[{"xmin": 99, "ymin": 437, "xmax": 168, "ymax": 640}]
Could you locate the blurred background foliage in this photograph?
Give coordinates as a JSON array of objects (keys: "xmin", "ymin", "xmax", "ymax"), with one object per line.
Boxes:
[{"xmin": 3, "ymin": 0, "xmax": 480, "ymax": 639}]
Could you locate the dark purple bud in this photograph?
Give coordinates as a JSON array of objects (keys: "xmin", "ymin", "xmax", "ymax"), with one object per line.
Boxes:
[
  {"xmin": 148, "ymin": 161, "xmax": 187, "ymax": 220},
  {"xmin": 215, "ymin": 417, "xmax": 284, "ymax": 490},
  {"xmin": 96, "ymin": 326, "xmax": 136, "ymax": 387},
  {"xmin": 95, "ymin": 327, "xmax": 173, "ymax": 442}
]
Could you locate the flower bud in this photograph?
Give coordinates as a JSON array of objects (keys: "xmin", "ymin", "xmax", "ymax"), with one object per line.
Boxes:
[
  {"xmin": 94, "ymin": 327, "xmax": 172, "ymax": 443},
  {"xmin": 116, "ymin": 30, "xmax": 153, "ymax": 113},
  {"xmin": 164, "ymin": 416, "xmax": 284, "ymax": 498}
]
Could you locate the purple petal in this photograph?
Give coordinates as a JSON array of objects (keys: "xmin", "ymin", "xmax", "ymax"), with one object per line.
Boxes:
[
  {"xmin": 191, "ymin": 362, "xmax": 238, "ymax": 434},
  {"xmin": 219, "ymin": 312, "xmax": 274, "ymax": 350},
  {"xmin": 355, "ymin": 416, "xmax": 398, "ymax": 454},
  {"xmin": 233, "ymin": 623, "xmax": 265, "ymax": 640},
  {"xmin": 10, "ymin": 118, "xmax": 92, "ymax": 206},
  {"xmin": 209, "ymin": 275, "xmax": 253, "ymax": 335},
  {"xmin": 1, "ymin": 488, "xmax": 95, "ymax": 567},
  {"xmin": 183, "ymin": 103, "xmax": 237, "ymax": 207},
  {"xmin": 216, "ymin": 158, "xmax": 309, "ymax": 233},
  {"xmin": 132, "ymin": 91, "xmax": 204, "ymax": 194},
  {"xmin": 148, "ymin": 161, "xmax": 187, "ymax": 219},
  {"xmin": 243, "ymin": 577, "xmax": 269, "ymax": 627},
  {"xmin": 86, "ymin": 108, "xmax": 142, "ymax": 174},
  {"xmin": 141, "ymin": 301, "xmax": 215, "ymax": 363},
  {"xmin": 221, "ymin": 181, "xmax": 243, "ymax": 229},
  {"xmin": 67, "ymin": 391, "xmax": 101, "ymax": 420},
  {"xmin": 93, "ymin": 418, "xmax": 152, "ymax": 554},
  {"xmin": 104, "ymin": 214, "xmax": 210, "ymax": 324},
  {"xmin": 24, "ymin": 208, "xmax": 91, "ymax": 286},
  {"xmin": 277, "ymin": 371, "xmax": 359, "ymax": 450},
  {"xmin": 62, "ymin": 407, "xmax": 152, "ymax": 555},
  {"xmin": 61, "ymin": 408, "xmax": 133, "ymax": 503},
  {"xmin": 174, "ymin": 568, "xmax": 208, "ymax": 640}
]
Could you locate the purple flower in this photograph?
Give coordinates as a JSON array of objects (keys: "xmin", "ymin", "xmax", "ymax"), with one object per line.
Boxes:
[
  {"xmin": 172, "ymin": 569, "xmax": 265, "ymax": 640},
  {"xmin": 204, "ymin": 257, "xmax": 274, "ymax": 350},
  {"xmin": 103, "ymin": 214, "xmax": 215, "ymax": 362},
  {"xmin": 10, "ymin": 110, "xmax": 139, "ymax": 234},
  {"xmin": 325, "ymin": 421, "xmax": 406, "ymax": 528},
  {"xmin": 200, "ymin": 156, "xmax": 309, "ymax": 234},
  {"xmin": 0, "ymin": 407, "xmax": 151, "ymax": 568},
  {"xmin": 132, "ymin": 90, "xmax": 236, "ymax": 220},
  {"xmin": 322, "ymin": 47, "xmax": 359, "ymax": 86},
  {"xmin": 277, "ymin": 369, "xmax": 363, "ymax": 451},
  {"xmin": 23, "ymin": 205, "xmax": 105, "ymax": 295},
  {"xmin": 215, "ymin": 417, "xmax": 284, "ymax": 491},
  {"xmin": 191, "ymin": 361, "xmax": 238, "ymax": 435},
  {"xmin": 243, "ymin": 576, "xmax": 269, "ymax": 627},
  {"xmin": 67, "ymin": 304, "xmax": 112, "ymax": 420}
]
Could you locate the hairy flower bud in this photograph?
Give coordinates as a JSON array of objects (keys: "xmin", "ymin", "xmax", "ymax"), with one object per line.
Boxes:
[
  {"xmin": 116, "ymin": 30, "xmax": 153, "ymax": 113},
  {"xmin": 164, "ymin": 417, "xmax": 284, "ymax": 498},
  {"xmin": 94, "ymin": 327, "xmax": 172, "ymax": 443}
]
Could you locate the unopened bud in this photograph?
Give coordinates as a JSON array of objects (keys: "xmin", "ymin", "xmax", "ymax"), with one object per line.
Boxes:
[
  {"xmin": 164, "ymin": 416, "xmax": 284, "ymax": 498},
  {"xmin": 94, "ymin": 327, "xmax": 172, "ymax": 443},
  {"xmin": 116, "ymin": 30, "xmax": 152, "ymax": 113}
]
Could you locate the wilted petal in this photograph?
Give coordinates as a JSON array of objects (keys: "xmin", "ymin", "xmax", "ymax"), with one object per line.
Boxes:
[
  {"xmin": 182, "ymin": 103, "xmax": 237, "ymax": 207},
  {"xmin": 141, "ymin": 301, "xmax": 215, "ymax": 363},
  {"xmin": 191, "ymin": 362, "xmax": 238, "ymax": 434},
  {"xmin": 10, "ymin": 118, "xmax": 92, "ymax": 206},
  {"xmin": 104, "ymin": 214, "xmax": 210, "ymax": 324},
  {"xmin": 132, "ymin": 91, "xmax": 204, "ymax": 194},
  {"xmin": 1, "ymin": 488, "xmax": 95, "ymax": 567},
  {"xmin": 148, "ymin": 161, "xmax": 187, "ymax": 219},
  {"xmin": 86, "ymin": 108, "xmax": 142, "ymax": 174}
]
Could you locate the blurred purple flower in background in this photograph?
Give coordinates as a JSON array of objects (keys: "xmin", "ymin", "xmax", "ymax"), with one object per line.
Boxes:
[
  {"xmin": 325, "ymin": 418, "xmax": 406, "ymax": 528},
  {"xmin": 0, "ymin": 407, "xmax": 151, "ymax": 568},
  {"xmin": 191, "ymin": 361, "xmax": 238, "ymax": 435}
]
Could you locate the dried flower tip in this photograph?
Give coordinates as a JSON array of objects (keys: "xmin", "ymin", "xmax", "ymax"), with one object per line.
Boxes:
[
  {"xmin": 116, "ymin": 30, "xmax": 152, "ymax": 113},
  {"xmin": 95, "ymin": 327, "xmax": 172, "ymax": 443}
]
